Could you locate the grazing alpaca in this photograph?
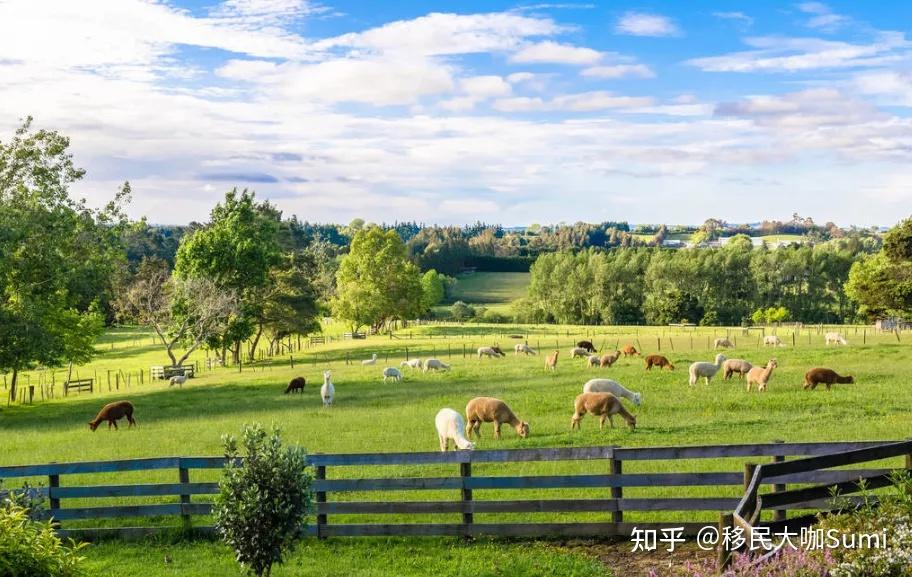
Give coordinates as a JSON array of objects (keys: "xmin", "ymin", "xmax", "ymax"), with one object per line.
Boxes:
[
  {"xmin": 570, "ymin": 347, "xmax": 590, "ymax": 359},
  {"xmin": 545, "ymin": 350, "xmax": 559, "ymax": 371},
  {"xmin": 621, "ymin": 345, "xmax": 640, "ymax": 357},
  {"xmin": 435, "ymin": 408, "xmax": 475, "ymax": 452},
  {"xmin": 586, "ymin": 354, "xmax": 601, "ymax": 368},
  {"xmin": 465, "ymin": 397, "xmax": 529, "ymax": 440},
  {"xmin": 571, "ymin": 393, "xmax": 636, "ymax": 431},
  {"xmin": 713, "ymin": 337, "xmax": 734, "ymax": 350},
  {"xmin": 478, "ymin": 346, "xmax": 506, "ymax": 359},
  {"xmin": 382, "ymin": 367, "xmax": 402, "ymax": 382},
  {"xmin": 583, "ymin": 378, "xmax": 642, "ymax": 406},
  {"xmin": 688, "ymin": 354, "xmax": 727, "ymax": 385},
  {"xmin": 320, "ymin": 370, "xmax": 335, "ymax": 406},
  {"xmin": 514, "ymin": 343, "xmax": 537, "ymax": 355},
  {"xmin": 423, "ymin": 358, "xmax": 450, "ymax": 372},
  {"xmin": 88, "ymin": 401, "xmax": 136, "ymax": 431},
  {"xmin": 804, "ymin": 367, "xmax": 854, "ymax": 390},
  {"xmin": 764, "ymin": 335, "xmax": 784, "ymax": 347},
  {"xmin": 362, "ymin": 353, "xmax": 378, "ymax": 365},
  {"xmin": 576, "ymin": 340, "xmax": 598, "ymax": 353},
  {"xmin": 400, "ymin": 358, "xmax": 423, "ymax": 369},
  {"xmin": 722, "ymin": 359, "xmax": 753, "ymax": 380},
  {"xmin": 284, "ymin": 376, "xmax": 306, "ymax": 394},
  {"xmin": 644, "ymin": 355, "xmax": 674, "ymax": 371},
  {"xmin": 825, "ymin": 332, "xmax": 848, "ymax": 346},
  {"xmin": 746, "ymin": 359, "xmax": 778, "ymax": 392},
  {"xmin": 169, "ymin": 374, "xmax": 188, "ymax": 388},
  {"xmin": 600, "ymin": 350, "xmax": 622, "ymax": 368}
]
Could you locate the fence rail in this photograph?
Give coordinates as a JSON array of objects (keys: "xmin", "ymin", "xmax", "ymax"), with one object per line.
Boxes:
[{"xmin": 0, "ymin": 441, "xmax": 907, "ymax": 541}]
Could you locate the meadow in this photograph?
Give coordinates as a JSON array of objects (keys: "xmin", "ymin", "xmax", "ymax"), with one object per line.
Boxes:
[{"xmin": 2, "ymin": 323, "xmax": 910, "ymax": 576}]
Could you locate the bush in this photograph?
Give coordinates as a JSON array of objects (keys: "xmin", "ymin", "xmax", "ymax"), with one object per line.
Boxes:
[
  {"xmin": 0, "ymin": 498, "xmax": 87, "ymax": 577},
  {"xmin": 480, "ymin": 309, "xmax": 511, "ymax": 324},
  {"xmin": 214, "ymin": 424, "xmax": 313, "ymax": 577},
  {"xmin": 450, "ymin": 300, "xmax": 476, "ymax": 322}
]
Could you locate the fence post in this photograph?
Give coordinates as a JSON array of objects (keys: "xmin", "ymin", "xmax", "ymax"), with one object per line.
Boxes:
[
  {"xmin": 316, "ymin": 465, "xmax": 327, "ymax": 540},
  {"xmin": 48, "ymin": 471, "xmax": 60, "ymax": 518},
  {"xmin": 461, "ymin": 460, "xmax": 473, "ymax": 539},
  {"xmin": 179, "ymin": 463, "xmax": 192, "ymax": 532},
  {"xmin": 610, "ymin": 450, "xmax": 623, "ymax": 524},
  {"xmin": 717, "ymin": 512, "xmax": 734, "ymax": 571},
  {"xmin": 772, "ymin": 440, "xmax": 786, "ymax": 522}
]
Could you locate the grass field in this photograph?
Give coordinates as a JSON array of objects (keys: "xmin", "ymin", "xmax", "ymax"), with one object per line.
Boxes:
[
  {"xmin": 437, "ymin": 272, "xmax": 530, "ymax": 315},
  {"xmin": 2, "ymin": 323, "xmax": 910, "ymax": 575}
]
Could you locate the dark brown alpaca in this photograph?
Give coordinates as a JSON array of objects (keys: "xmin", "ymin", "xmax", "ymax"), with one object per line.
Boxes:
[
  {"xmin": 88, "ymin": 401, "xmax": 136, "ymax": 431},
  {"xmin": 804, "ymin": 368, "xmax": 854, "ymax": 390},
  {"xmin": 284, "ymin": 376, "xmax": 306, "ymax": 394},
  {"xmin": 576, "ymin": 340, "xmax": 597, "ymax": 353},
  {"xmin": 644, "ymin": 355, "xmax": 675, "ymax": 371},
  {"xmin": 621, "ymin": 345, "xmax": 640, "ymax": 357}
]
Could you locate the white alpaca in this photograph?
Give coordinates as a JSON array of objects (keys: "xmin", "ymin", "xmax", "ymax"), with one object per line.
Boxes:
[
  {"xmin": 477, "ymin": 346, "xmax": 505, "ymax": 359},
  {"xmin": 689, "ymin": 354, "xmax": 727, "ymax": 386},
  {"xmin": 514, "ymin": 343, "xmax": 536, "ymax": 356},
  {"xmin": 586, "ymin": 355, "xmax": 601, "ymax": 368},
  {"xmin": 320, "ymin": 370, "xmax": 334, "ymax": 406},
  {"xmin": 435, "ymin": 408, "xmax": 476, "ymax": 452},
  {"xmin": 169, "ymin": 374, "xmax": 187, "ymax": 388},
  {"xmin": 569, "ymin": 347, "xmax": 589, "ymax": 358},
  {"xmin": 423, "ymin": 358, "xmax": 450, "ymax": 372},
  {"xmin": 382, "ymin": 367, "xmax": 402, "ymax": 382},
  {"xmin": 825, "ymin": 332, "xmax": 848, "ymax": 346},
  {"xmin": 763, "ymin": 335, "xmax": 784, "ymax": 347},
  {"xmin": 400, "ymin": 358, "xmax": 423, "ymax": 369},
  {"xmin": 361, "ymin": 353, "xmax": 378, "ymax": 365},
  {"xmin": 582, "ymin": 379, "xmax": 642, "ymax": 406}
]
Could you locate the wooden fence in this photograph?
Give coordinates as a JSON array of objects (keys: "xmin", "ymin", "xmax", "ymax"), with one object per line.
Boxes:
[{"xmin": 0, "ymin": 441, "xmax": 908, "ymax": 541}]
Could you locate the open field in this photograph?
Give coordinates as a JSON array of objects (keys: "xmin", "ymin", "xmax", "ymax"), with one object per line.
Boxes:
[
  {"xmin": 2, "ymin": 323, "xmax": 910, "ymax": 575},
  {"xmin": 443, "ymin": 272, "xmax": 530, "ymax": 313}
]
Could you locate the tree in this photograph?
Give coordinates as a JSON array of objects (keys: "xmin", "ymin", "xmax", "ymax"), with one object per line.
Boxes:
[
  {"xmin": 332, "ymin": 227, "xmax": 423, "ymax": 333},
  {"xmin": 450, "ymin": 300, "xmax": 476, "ymax": 322},
  {"xmin": 257, "ymin": 254, "xmax": 322, "ymax": 358},
  {"xmin": 846, "ymin": 217, "xmax": 912, "ymax": 320},
  {"xmin": 420, "ymin": 269, "xmax": 449, "ymax": 314},
  {"xmin": 0, "ymin": 118, "xmax": 124, "ymax": 402}
]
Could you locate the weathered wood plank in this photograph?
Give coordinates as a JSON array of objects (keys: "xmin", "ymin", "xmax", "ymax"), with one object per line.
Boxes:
[
  {"xmin": 307, "ymin": 446, "xmax": 614, "ymax": 466},
  {"xmin": 615, "ymin": 441, "xmax": 892, "ymax": 461},
  {"xmin": 760, "ymin": 474, "xmax": 894, "ymax": 509},
  {"xmin": 768, "ymin": 468, "xmax": 894, "ymax": 484},
  {"xmin": 50, "ymin": 483, "xmax": 219, "ymax": 499},
  {"xmin": 317, "ymin": 498, "xmax": 742, "ymax": 515},
  {"xmin": 0, "ymin": 457, "xmax": 181, "ymax": 478},
  {"xmin": 761, "ymin": 441, "xmax": 912, "ymax": 478},
  {"xmin": 320, "ymin": 522, "xmax": 709, "ymax": 538},
  {"xmin": 57, "ymin": 526, "xmax": 219, "ymax": 541},
  {"xmin": 50, "ymin": 503, "xmax": 212, "ymax": 521}
]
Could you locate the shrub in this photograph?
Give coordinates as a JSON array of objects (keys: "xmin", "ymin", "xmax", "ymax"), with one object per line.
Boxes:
[
  {"xmin": 214, "ymin": 424, "xmax": 313, "ymax": 577},
  {"xmin": 480, "ymin": 309, "xmax": 511, "ymax": 324},
  {"xmin": 450, "ymin": 300, "xmax": 476, "ymax": 321},
  {"xmin": 0, "ymin": 497, "xmax": 87, "ymax": 577}
]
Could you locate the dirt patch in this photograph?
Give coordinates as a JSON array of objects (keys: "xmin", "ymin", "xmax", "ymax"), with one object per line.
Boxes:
[{"xmin": 562, "ymin": 539, "xmax": 715, "ymax": 576}]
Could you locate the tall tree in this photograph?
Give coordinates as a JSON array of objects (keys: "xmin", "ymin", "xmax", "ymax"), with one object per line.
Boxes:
[{"xmin": 846, "ymin": 216, "xmax": 912, "ymax": 320}]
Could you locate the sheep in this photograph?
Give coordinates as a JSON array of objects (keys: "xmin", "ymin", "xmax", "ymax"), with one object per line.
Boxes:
[
  {"xmin": 576, "ymin": 340, "xmax": 598, "ymax": 353},
  {"xmin": 400, "ymin": 358, "xmax": 423, "ymax": 370},
  {"xmin": 586, "ymin": 354, "xmax": 601, "ymax": 368},
  {"xmin": 435, "ymin": 408, "xmax": 475, "ymax": 452},
  {"xmin": 723, "ymin": 359, "xmax": 753, "ymax": 380},
  {"xmin": 478, "ymin": 346, "xmax": 506, "ymax": 359},
  {"xmin": 320, "ymin": 370, "xmax": 334, "ymax": 406},
  {"xmin": 825, "ymin": 332, "xmax": 848, "ymax": 346},
  {"xmin": 382, "ymin": 367, "xmax": 402, "ymax": 382},
  {"xmin": 746, "ymin": 359, "xmax": 778, "ymax": 392},
  {"xmin": 545, "ymin": 350, "xmax": 559, "ymax": 371},
  {"xmin": 88, "ymin": 401, "xmax": 136, "ymax": 431},
  {"xmin": 423, "ymin": 358, "xmax": 450, "ymax": 372},
  {"xmin": 600, "ymin": 350, "xmax": 622, "ymax": 368},
  {"xmin": 570, "ymin": 347, "xmax": 590, "ymax": 359},
  {"xmin": 583, "ymin": 378, "xmax": 642, "ymax": 406},
  {"xmin": 465, "ymin": 397, "xmax": 529, "ymax": 440},
  {"xmin": 688, "ymin": 353, "xmax": 727, "ymax": 385},
  {"xmin": 362, "ymin": 353, "xmax": 378, "ymax": 365},
  {"xmin": 621, "ymin": 345, "xmax": 640, "ymax": 357},
  {"xmin": 764, "ymin": 335, "xmax": 784, "ymax": 347},
  {"xmin": 284, "ymin": 376, "xmax": 306, "ymax": 394},
  {"xmin": 644, "ymin": 355, "xmax": 674, "ymax": 371},
  {"xmin": 169, "ymin": 374, "xmax": 188, "ymax": 388},
  {"xmin": 804, "ymin": 367, "xmax": 854, "ymax": 390},
  {"xmin": 714, "ymin": 337, "xmax": 734, "ymax": 350},
  {"xmin": 514, "ymin": 343, "xmax": 537, "ymax": 356},
  {"xmin": 571, "ymin": 393, "xmax": 636, "ymax": 431}
]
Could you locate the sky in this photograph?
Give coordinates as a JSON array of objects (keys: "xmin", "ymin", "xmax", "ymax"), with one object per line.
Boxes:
[{"xmin": 2, "ymin": 1, "xmax": 912, "ymax": 227}]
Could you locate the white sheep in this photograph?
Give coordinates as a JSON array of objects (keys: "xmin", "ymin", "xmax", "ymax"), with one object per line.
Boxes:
[
  {"xmin": 713, "ymin": 337, "xmax": 734, "ymax": 350},
  {"xmin": 586, "ymin": 354, "xmax": 601, "ymax": 368},
  {"xmin": 570, "ymin": 347, "xmax": 590, "ymax": 359},
  {"xmin": 582, "ymin": 378, "xmax": 642, "ymax": 406},
  {"xmin": 320, "ymin": 370, "xmax": 334, "ymax": 406},
  {"xmin": 514, "ymin": 343, "xmax": 536, "ymax": 356},
  {"xmin": 400, "ymin": 358, "xmax": 423, "ymax": 369},
  {"xmin": 169, "ymin": 374, "xmax": 187, "ymax": 388},
  {"xmin": 361, "ymin": 353, "xmax": 378, "ymax": 365},
  {"xmin": 382, "ymin": 367, "xmax": 402, "ymax": 382},
  {"xmin": 763, "ymin": 335, "xmax": 783, "ymax": 347},
  {"xmin": 825, "ymin": 332, "xmax": 848, "ymax": 346},
  {"xmin": 477, "ymin": 346, "xmax": 505, "ymax": 359},
  {"xmin": 423, "ymin": 358, "xmax": 450, "ymax": 372},
  {"xmin": 435, "ymin": 408, "xmax": 476, "ymax": 452},
  {"xmin": 688, "ymin": 353, "xmax": 727, "ymax": 386}
]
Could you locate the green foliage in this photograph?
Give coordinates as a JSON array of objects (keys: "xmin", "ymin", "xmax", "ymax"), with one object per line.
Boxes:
[
  {"xmin": 214, "ymin": 424, "xmax": 313, "ymax": 577},
  {"xmin": 751, "ymin": 306, "xmax": 790, "ymax": 325},
  {"xmin": 420, "ymin": 269, "xmax": 449, "ymax": 313},
  {"xmin": 333, "ymin": 227, "xmax": 423, "ymax": 332},
  {"xmin": 0, "ymin": 499, "xmax": 88, "ymax": 577},
  {"xmin": 846, "ymin": 216, "xmax": 912, "ymax": 320},
  {"xmin": 450, "ymin": 300, "xmax": 476, "ymax": 321}
]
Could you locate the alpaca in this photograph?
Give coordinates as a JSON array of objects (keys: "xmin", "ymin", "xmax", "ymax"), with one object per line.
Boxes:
[
  {"xmin": 465, "ymin": 397, "xmax": 529, "ymax": 440},
  {"xmin": 169, "ymin": 374, "xmax": 188, "ymax": 388},
  {"xmin": 714, "ymin": 337, "xmax": 734, "ymax": 350},
  {"xmin": 688, "ymin": 354, "xmax": 727, "ymax": 385},
  {"xmin": 576, "ymin": 340, "xmax": 598, "ymax": 353},
  {"xmin": 362, "ymin": 353, "xmax": 378, "ymax": 365},
  {"xmin": 88, "ymin": 401, "xmax": 136, "ymax": 431},
  {"xmin": 514, "ymin": 343, "xmax": 537, "ymax": 355},
  {"xmin": 400, "ymin": 358, "xmax": 423, "ymax": 369},
  {"xmin": 746, "ymin": 359, "xmax": 778, "ymax": 392},
  {"xmin": 804, "ymin": 368, "xmax": 854, "ymax": 390},
  {"xmin": 600, "ymin": 350, "xmax": 622, "ymax": 368},
  {"xmin": 382, "ymin": 367, "xmax": 402, "ymax": 382},
  {"xmin": 722, "ymin": 359, "xmax": 753, "ymax": 380},
  {"xmin": 764, "ymin": 335, "xmax": 784, "ymax": 347},
  {"xmin": 320, "ymin": 370, "xmax": 335, "ymax": 406},
  {"xmin": 644, "ymin": 355, "xmax": 674, "ymax": 371},
  {"xmin": 435, "ymin": 408, "xmax": 475, "ymax": 452},
  {"xmin": 586, "ymin": 354, "xmax": 601, "ymax": 368},
  {"xmin": 478, "ymin": 346, "xmax": 506, "ymax": 359},
  {"xmin": 284, "ymin": 376, "xmax": 306, "ymax": 394},
  {"xmin": 423, "ymin": 358, "xmax": 450, "ymax": 372},
  {"xmin": 621, "ymin": 345, "xmax": 640, "ymax": 357},
  {"xmin": 545, "ymin": 350, "xmax": 559, "ymax": 371},
  {"xmin": 570, "ymin": 347, "xmax": 590, "ymax": 359},
  {"xmin": 571, "ymin": 393, "xmax": 636, "ymax": 431},
  {"xmin": 582, "ymin": 378, "xmax": 642, "ymax": 406},
  {"xmin": 825, "ymin": 333, "xmax": 848, "ymax": 346}
]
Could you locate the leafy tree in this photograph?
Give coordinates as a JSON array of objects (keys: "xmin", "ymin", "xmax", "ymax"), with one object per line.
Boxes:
[
  {"xmin": 256, "ymin": 254, "xmax": 321, "ymax": 358},
  {"xmin": 420, "ymin": 269, "xmax": 449, "ymax": 313},
  {"xmin": 332, "ymin": 227, "xmax": 423, "ymax": 333},
  {"xmin": 450, "ymin": 300, "xmax": 476, "ymax": 322},
  {"xmin": 846, "ymin": 217, "xmax": 912, "ymax": 319},
  {"xmin": 215, "ymin": 424, "xmax": 312, "ymax": 577}
]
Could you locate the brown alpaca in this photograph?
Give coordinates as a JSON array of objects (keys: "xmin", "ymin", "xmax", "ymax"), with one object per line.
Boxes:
[
  {"xmin": 804, "ymin": 368, "xmax": 854, "ymax": 390},
  {"xmin": 571, "ymin": 393, "xmax": 636, "ymax": 431},
  {"xmin": 88, "ymin": 401, "xmax": 136, "ymax": 431},
  {"xmin": 545, "ymin": 350, "xmax": 559, "ymax": 371},
  {"xmin": 284, "ymin": 376, "xmax": 306, "ymax": 394},
  {"xmin": 644, "ymin": 355, "xmax": 674, "ymax": 371},
  {"xmin": 576, "ymin": 340, "xmax": 597, "ymax": 353},
  {"xmin": 746, "ymin": 359, "xmax": 777, "ymax": 392},
  {"xmin": 621, "ymin": 345, "xmax": 640, "ymax": 357},
  {"xmin": 600, "ymin": 350, "xmax": 622, "ymax": 368},
  {"xmin": 465, "ymin": 397, "xmax": 529, "ymax": 439}
]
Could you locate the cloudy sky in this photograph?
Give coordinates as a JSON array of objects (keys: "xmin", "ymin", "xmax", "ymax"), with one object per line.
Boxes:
[{"xmin": 2, "ymin": 0, "xmax": 912, "ymax": 226}]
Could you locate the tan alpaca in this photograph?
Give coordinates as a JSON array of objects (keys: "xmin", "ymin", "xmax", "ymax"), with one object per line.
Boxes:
[
  {"xmin": 746, "ymin": 359, "xmax": 777, "ymax": 392},
  {"xmin": 571, "ymin": 393, "xmax": 636, "ymax": 431},
  {"xmin": 545, "ymin": 350, "xmax": 559, "ymax": 371},
  {"xmin": 465, "ymin": 397, "xmax": 530, "ymax": 440}
]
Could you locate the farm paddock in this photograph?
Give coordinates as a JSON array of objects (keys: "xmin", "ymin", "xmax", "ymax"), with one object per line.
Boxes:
[{"xmin": 2, "ymin": 323, "xmax": 911, "ymax": 576}]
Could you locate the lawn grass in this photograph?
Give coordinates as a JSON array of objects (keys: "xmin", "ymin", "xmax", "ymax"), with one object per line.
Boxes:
[{"xmin": 2, "ymin": 323, "xmax": 909, "ymax": 575}]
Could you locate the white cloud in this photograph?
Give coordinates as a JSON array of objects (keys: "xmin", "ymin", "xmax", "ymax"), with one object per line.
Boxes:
[
  {"xmin": 460, "ymin": 76, "xmax": 512, "ymax": 98},
  {"xmin": 493, "ymin": 91, "xmax": 652, "ymax": 112},
  {"xmin": 615, "ymin": 12, "xmax": 679, "ymax": 37},
  {"xmin": 797, "ymin": 2, "xmax": 848, "ymax": 32},
  {"xmin": 581, "ymin": 64, "xmax": 654, "ymax": 79},
  {"xmin": 854, "ymin": 71, "xmax": 912, "ymax": 106},
  {"xmin": 713, "ymin": 11, "xmax": 754, "ymax": 26},
  {"xmin": 510, "ymin": 41, "xmax": 602, "ymax": 65}
]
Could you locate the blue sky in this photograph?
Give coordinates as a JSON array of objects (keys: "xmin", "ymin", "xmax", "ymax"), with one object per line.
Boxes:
[{"xmin": 2, "ymin": 1, "xmax": 911, "ymax": 227}]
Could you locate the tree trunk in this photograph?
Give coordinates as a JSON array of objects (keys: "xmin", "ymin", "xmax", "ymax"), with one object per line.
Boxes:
[
  {"xmin": 9, "ymin": 367, "xmax": 18, "ymax": 404},
  {"xmin": 232, "ymin": 340, "xmax": 241, "ymax": 365},
  {"xmin": 248, "ymin": 325, "xmax": 264, "ymax": 362}
]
